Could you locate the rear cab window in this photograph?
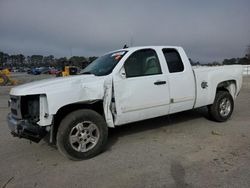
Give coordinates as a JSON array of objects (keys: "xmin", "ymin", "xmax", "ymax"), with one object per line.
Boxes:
[{"xmin": 162, "ymin": 49, "xmax": 184, "ymax": 73}]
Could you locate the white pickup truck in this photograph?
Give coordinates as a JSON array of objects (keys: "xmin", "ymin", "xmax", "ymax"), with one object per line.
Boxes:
[{"xmin": 7, "ymin": 46, "xmax": 243, "ymax": 160}]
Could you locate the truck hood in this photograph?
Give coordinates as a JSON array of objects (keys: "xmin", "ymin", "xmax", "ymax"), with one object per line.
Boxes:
[
  {"xmin": 10, "ymin": 74, "xmax": 114, "ymax": 127},
  {"xmin": 10, "ymin": 75, "xmax": 105, "ymax": 96},
  {"xmin": 10, "ymin": 74, "xmax": 112, "ymax": 115}
]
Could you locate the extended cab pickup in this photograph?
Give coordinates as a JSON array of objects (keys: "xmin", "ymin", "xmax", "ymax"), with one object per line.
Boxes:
[{"xmin": 7, "ymin": 46, "xmax": 243, "ymax": 160}]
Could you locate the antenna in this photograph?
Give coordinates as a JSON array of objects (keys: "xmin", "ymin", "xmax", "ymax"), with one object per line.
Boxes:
[
  {"xmin": 70, "ymin": 48, "xmax": 72, "ymax": 57},
  {"xmin": 130, "ymin": 36, "xmax": 134, "ymax": 47}
]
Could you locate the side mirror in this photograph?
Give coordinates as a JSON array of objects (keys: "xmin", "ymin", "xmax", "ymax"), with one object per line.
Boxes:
[{"xmin": 119, "ymin": 67, "xmax": 126, "ymax": 79}]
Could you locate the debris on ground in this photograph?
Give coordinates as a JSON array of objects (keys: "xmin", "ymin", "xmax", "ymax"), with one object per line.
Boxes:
[{"xmin": 211, "ymin": 130, "xmax": 222, "ymax": 136}]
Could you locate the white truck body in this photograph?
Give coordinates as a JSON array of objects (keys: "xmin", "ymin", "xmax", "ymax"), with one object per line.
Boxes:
[
  {"xmin": 10, "ymin": 46, "xmax": 243, "ymax": 128},
  {"xmin": 7, "ymin": 46, "xmax": 243, "ymax": 159}
]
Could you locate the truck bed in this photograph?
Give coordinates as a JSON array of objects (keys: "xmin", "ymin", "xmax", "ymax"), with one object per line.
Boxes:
[{"xmin": 192, "ymin": 65, "xmax": 243, "ymax": 108}]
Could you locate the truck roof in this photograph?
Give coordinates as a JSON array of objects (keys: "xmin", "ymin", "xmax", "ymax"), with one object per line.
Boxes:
[{"xmin": 110, "ymin": 46, "xmax": 182, "ymax": 54}]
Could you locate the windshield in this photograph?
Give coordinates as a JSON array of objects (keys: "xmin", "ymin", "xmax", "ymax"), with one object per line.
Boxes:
[{"xmin": 81, "ymin": 50, "xmax": 127, "ymax": 76}]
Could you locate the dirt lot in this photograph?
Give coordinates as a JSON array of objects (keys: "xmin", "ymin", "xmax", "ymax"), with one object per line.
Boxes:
[{"xmin": 0, "ymin": 74, "xmax": 250, "ymax": 188}]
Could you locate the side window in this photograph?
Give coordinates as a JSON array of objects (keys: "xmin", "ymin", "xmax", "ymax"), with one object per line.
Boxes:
[
  {"xmin": 162, "ymin": 49, "xmax": 184, "ymax": 73},
  {"xmin": 124, "ymin": 49, "xmax": 162, "ymax": 78}
]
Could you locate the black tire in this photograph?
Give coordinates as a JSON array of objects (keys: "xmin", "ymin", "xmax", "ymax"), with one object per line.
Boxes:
[
  {"xmin": 0, "ymin": 74, "xmax": 9, "ymax": 86},
  {"xmin": 57, "ymin": 109, "xmax": 108, "ymax": 160},
  {"xmin": 56, "ymin": 72, "xmax": 62, "ymax": 77},
  {"xmin": 208, "ymin": 91, "xmax": 234, "ymax": 122}
]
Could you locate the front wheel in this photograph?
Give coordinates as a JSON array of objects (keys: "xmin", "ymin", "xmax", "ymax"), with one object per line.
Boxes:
[
  {"xmin": 57, "ymin": 109, "xmax": 108, "ymax": 160},
  {"xmin": 208, "ymin": 91, "xmax": 234, "ymax": 122}
]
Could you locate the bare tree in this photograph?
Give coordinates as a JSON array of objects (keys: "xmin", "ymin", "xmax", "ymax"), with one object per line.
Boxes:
[{"xmin": 246, "ymin": 45, "xmax": 250, "ymax": 60}]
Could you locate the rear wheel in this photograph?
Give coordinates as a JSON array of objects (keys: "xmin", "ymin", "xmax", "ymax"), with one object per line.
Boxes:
[
  {"xmin": 57, "ymin": 109, "xmax": 108, "ymax": 160},
  {"xmin": 208, "ymin": 91, "xmax": 234, "ymax": 122}
]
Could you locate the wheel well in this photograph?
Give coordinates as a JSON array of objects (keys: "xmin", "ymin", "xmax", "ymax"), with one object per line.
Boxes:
[
  {"xmin": 216, "ymin": 80, "xmax": 236, "ymax": 93},
  {"xmin": 52, "ymin": 100, "xmax": 104, "ymax": 143}
]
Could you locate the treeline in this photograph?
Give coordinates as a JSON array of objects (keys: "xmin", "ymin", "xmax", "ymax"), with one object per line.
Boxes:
[
  {"xmin": 191, "ymin": 56, "xmax": 250, "ymax": 66},
  {"xmin": 222, "ymin": 46, "xmax": 250, "ymax": 65},
  {"xmin": 1, "ymin": 47, "xmax": 250, "ymax": 69},
  {"xmin": 0, "ymin": 52, "xmax": 98, "ymax": 69},
  {"xmin": 222, "ymin": 57, "xmax": 250, "ymax": 65}
]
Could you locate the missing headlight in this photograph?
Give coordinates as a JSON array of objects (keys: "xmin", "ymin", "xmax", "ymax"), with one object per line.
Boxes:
[{"xmin": 21, "ymin": 95, "xmax": 40, "ymax": 123}]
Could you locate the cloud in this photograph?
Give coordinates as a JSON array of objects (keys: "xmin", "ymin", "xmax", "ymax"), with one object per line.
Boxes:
[{"xmin": 0, "ymin": 0, "xmax": 249, "ymax": 62}]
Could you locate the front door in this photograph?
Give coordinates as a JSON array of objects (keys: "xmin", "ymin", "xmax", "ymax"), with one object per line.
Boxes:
[{"xmin": 113, "ymin": 48, "xmax": 170, "ymax": 125}]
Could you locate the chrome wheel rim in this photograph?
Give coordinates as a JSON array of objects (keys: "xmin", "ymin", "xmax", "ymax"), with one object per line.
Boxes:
[
  {"xmin": 69, "ymin": 121, "xmax": 100, "ymax": 152},
  {"xmin": 219, "ymin": 98, "xmax": 231, "ymax": 117}
]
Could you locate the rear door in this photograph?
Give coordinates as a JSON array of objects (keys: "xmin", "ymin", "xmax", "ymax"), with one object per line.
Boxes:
[
  {"xmin": 113, "ymin": 48, "xmax": 170, "ymax": 125},
  {"xmin": 162, "ymin": 48, "xmax": 196, "ymax": 114}
]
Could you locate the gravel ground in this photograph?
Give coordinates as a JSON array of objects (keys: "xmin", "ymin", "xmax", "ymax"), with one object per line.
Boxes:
[{"xmin": 0, "ymin": 73, "xmax": 250, "ymax": 188}]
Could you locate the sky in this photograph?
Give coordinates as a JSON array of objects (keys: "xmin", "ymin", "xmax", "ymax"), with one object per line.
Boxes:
[{"xmin": 0, "ymin": 0, "xmax": 250, "ymax": 62}]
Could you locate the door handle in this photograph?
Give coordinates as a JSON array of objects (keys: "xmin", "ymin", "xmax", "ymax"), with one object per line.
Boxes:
[{"xmin": 154, "ymin": 81, "xmax": 166, "ymax": 85}]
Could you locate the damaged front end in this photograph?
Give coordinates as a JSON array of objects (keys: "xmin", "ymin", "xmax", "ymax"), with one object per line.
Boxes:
[{"xmin": 7, "ymin": 95, "xmax": 48, "ymax": 142}]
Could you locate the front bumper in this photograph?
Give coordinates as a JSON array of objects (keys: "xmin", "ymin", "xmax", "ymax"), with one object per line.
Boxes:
[{"xmin": 7, "ymin": 113, "xmax": 47, "ymax": 143}]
